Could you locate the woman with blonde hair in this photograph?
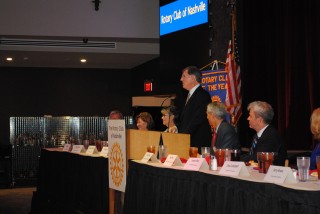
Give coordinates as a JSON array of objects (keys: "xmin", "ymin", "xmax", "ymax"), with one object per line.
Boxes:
[
  {"xmin": 310, "ymin": 107, "xmax": 320, "ymax": 169},
  {"xmin": 161, "ymin": 106, "xmax": 178, "ymax": 133}
]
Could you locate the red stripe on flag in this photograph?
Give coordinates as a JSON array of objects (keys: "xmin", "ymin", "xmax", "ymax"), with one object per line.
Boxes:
[{"xmin": 224, "ymin": 40, "xmax": 242, "ymax": 125}]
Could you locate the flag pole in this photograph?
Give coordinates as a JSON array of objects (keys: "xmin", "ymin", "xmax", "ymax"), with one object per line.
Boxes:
[{"xmin": 200, "ymin": 60, "xmax": 226, "ymax": 71}]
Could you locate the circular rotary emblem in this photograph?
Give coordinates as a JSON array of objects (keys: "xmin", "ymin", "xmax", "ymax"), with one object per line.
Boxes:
[
  {"xmin": 110, "ymin": 142, "xmax": 124, "ymax": 187},
  {"xmin": 211, "ymin": 95, "xmax": 222, "ymax": 103}
]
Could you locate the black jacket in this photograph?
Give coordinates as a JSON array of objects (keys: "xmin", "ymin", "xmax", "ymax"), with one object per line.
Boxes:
[{"xmin": 179, "ymin": 86, "xmax": 212, "ymax": 149}]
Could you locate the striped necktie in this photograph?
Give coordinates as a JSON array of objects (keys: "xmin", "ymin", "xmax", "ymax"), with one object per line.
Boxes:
[{"xmin": 249, "ymin": 134, "xmax": 258, "ymax": 156}]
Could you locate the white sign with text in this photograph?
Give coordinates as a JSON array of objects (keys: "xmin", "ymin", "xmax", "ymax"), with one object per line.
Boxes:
[
  {"xmin": 264, "ymin": 166, "xmax": 297, "ymax": 183},
  {"xmin": 71, "ymin": 145, "xmax": 86, "ymax": 154},
  {"xmin": 86, "ymin": 146, "xmax": 99, "ymax": 155},
  {"xmin": 100, "ymin": 146, "xmax": 109, "ymax": 157},
  {"xmin": 163, "ymin": 154, "xmax": 182, "ymax": 166},
  {"xmin": 62, "ymin": 144, "xmax": 71, "ymax": 152},
  {"xmin": 183, "ymin": 158, "xmax": 209, "ymax": 171},
  {"xmin": 141, "ymin": 152, "xmax": 159, "ymax": 163},
  {"xmin": 219, "ymin": 161, "xmax": 250, "ymax": 177}
]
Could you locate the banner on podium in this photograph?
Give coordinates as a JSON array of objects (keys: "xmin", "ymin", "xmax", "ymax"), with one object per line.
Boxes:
[{"xmin": 108, "ymin": 120, "xmax": 126, "ymax": 192}]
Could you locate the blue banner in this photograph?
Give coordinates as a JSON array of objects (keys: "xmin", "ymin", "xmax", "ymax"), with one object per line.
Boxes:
[
  {"xmin": 201, "ymin": 69, "xmax": 228, "ymax": 103},
  {"xmin": 202, "ymin": 69, "xmax": 230, "ymax": 122},
  {"xmin": 160, "ymin": 0, "xmax": 208, "ymax": 36}
]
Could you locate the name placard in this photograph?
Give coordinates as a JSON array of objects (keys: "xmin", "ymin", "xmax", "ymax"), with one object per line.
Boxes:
[
  {"xmin": 100, "ymin": 146, "xmax": 108, "ymax": 157},
  {"xmin": 141, "ymin": 152, "xmax": 159, "ymax": 163},
  {"xmin": 264, "ymin": 166, "xmax": 297, "ymax": 183},
  {"xmin": 86, "ymin": 146, "xmax": 99, "ymax": 155},
  {"xmin": 62, "ymin": 144, "xmax": 71, "ymax": 152},
  {"xmin": 163, "ymin": 154, "xmax": 182, "ymax": 166},
  {"xmin": 71, "ymin": 145, "xmax": 86, "ymax": 154},
  {"xmin": 219, "ymin": 161, "xmax": 250, "ymax": 177},
  {"xmin": 183, "ymin": 158, "xmax": 209, "ymax": 171}
]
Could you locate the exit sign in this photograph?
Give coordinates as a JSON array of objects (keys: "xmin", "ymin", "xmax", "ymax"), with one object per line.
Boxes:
[{"xmin": 144, "ymin": 81, "xmax": 153, "ymax": 92}]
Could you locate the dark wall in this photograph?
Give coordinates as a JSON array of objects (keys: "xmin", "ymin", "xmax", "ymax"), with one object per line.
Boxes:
[{"xmin": 0, "ymin": 67, "xmax": 132, "ymax": 144}]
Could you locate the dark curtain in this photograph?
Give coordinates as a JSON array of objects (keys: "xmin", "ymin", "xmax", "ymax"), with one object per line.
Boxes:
[{"xmin": 238, "ymin": 0, "xmax": 320, "ymax": 150}]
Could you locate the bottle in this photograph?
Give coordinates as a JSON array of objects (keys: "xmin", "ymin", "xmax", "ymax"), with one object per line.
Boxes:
[{"xmin": 210, "ymin": 155, "xmax": 218, "ymax": 171}]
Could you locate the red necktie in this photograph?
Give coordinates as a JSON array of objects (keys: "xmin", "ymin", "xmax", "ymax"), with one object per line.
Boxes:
[{"xmin": 211, "ymin": 129, "xmax": 217, "ymax": 147}]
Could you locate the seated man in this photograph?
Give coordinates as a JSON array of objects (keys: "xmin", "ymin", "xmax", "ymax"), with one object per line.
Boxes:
[
  {"xmin": 206, "ymin": 102, "xmax": 240, "ymax": 150},
  {"xmin": 241, "ymin": 101, "xmax": 287, "ymax": 166}
]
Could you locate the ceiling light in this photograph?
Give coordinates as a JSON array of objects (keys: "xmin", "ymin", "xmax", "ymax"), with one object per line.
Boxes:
[
  {"xmin": 80, "ymin": 59, "xmax": 87, "ymax": 63},
  {"xmin": 6, "ymin": 57, "xmax": 13, "ymax": 61}
]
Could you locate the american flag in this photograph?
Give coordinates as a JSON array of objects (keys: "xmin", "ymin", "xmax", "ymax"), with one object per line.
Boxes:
[{"xmin": 224, "ymin": 39, "xmax": 242, "ymax": 125}]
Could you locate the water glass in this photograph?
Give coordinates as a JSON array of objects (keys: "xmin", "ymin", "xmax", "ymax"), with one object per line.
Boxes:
[
  {"xmin": 231, "ymin": 149, "xmax": 241, "ymax": 161},
  {"xmin": 297, "ymin": 156, "xmax": 310, "ymax": 182},
  {"xmin": 201, "ymin": 147, "xmax": 210, "ymax": 158},
  {"xmin": 158, "ymin": 145, "xmax": 167, "ymax": 159}
]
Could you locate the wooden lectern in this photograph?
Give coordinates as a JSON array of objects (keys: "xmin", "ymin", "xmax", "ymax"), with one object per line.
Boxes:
[{"xmin": 126, "ymin": 129, "xmax": 190, "ymax": 160}]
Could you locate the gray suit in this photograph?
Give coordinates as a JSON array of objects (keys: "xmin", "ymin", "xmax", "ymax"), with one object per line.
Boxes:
[{"xmin": 215, "ymin": 121, "xmax": 240, "ymax": 149}]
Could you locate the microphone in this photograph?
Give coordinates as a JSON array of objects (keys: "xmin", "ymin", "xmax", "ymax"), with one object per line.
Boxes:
[{"xmin": 160, "ymin": 95, "xmax": 174, "ymax": 107}]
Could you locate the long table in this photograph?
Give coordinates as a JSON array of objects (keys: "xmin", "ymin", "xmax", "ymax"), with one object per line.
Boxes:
[
  {"xmin": 31, "ymin": 148, "xmax": 109, "ymax": 214},
  {"xmin": 123, "ymin": 160, "xmax": 320, "ymax": 214}
]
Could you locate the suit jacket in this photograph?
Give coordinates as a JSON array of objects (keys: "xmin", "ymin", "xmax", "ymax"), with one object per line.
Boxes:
[
  {"xmin": 215, "ymin": 121, "xmax": 240, "ymax": 149},
  {"xmin": 179, "ymin": 86, "xmax": 212, "ymax": 149},
  {"xmin": 242, "ymin": 125, "xmax": 287, "ymax": 166}
]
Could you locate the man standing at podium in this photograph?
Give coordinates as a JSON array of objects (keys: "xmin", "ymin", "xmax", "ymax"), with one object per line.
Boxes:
[{"xmin": 178, "ymin": 66, "xmax": 212, "ymax": 150}]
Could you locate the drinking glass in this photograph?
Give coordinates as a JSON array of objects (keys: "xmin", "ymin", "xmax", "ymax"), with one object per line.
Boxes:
[
  {"xmin": 147, "ymin": 145, "xmax": 156, "ymax": 154},
  {"xmin": 297, "ymin": 157, "xmax": 310, "ymax": 182},
  {"xmin": 231, "ymin": 149, "xmax": 241, "ymax": 161},
  {"xmin": 158, "ymin": 145, "xmax": 167, "ymax": 159},
  {"xmin": 201, "ymin": 147, "xmax": 210, "ymax": 158},
  {"xmin": 189, "ymin": 147, "xmax": 198, "ymax": 158},
  {"xmin": 215, "ymin": 149, "xmax": 226, "ymax": 167},
  {"xmin": 257, "ymin": 152, "xmax": 264, "ymax": 173},
  {"xmin": 263, "ymin": 152, "xmax": 276, "ymax": 173}
]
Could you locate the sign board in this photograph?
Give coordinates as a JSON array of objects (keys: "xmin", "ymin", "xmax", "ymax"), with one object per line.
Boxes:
[{"xmin": 108, "ymin": 120, "xmax": 126, "ymax": 192}]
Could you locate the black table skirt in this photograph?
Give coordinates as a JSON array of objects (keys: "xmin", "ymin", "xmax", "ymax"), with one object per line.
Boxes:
[
  {"xmin": 123, "ymin": 160, "xmax": 320, "ymax": 214},
  {"xmin": 31, "ymin": 149, "xmax": 109, "ymax": 214}
]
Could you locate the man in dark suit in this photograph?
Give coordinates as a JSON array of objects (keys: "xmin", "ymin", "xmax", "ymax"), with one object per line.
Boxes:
[
  {"xmin": 206, "ymin": 102, "xmax": 240, "ymax": 150},
  {"xmin": 241, "ymin": 101, "xmax": 287, "ymax": 166},
  {"xmin": 178, "ymin": 66, "xmax": 212, "ymax": 150}
]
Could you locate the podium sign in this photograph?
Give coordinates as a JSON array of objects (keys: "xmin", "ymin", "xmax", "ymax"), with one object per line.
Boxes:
[{"xmin": 108, "ymin": 120, "xmax": 126, "ymax": 192}]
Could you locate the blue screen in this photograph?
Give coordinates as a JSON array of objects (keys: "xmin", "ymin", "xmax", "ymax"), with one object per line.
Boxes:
[{"xmin": 160, "ymin": 0, "xmax": 208, "ymax": 36}]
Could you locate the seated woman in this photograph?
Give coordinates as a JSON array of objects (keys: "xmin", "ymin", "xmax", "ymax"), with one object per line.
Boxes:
[
  {"xmin": 161, "ymin": 106, "xmax": 178, "ymax": 133},
  {"xmin": 310, "ymin": 107, "xmax": 320, "ymax": 170},
  {"xmin": 136, "ymin": 112, "xmax": 154, "ymax": 131}
]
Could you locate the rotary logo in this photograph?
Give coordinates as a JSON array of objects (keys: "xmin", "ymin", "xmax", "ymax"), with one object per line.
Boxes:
[
  {"xmin": 211, "ymin": 95, "xmax": 222, "ymax": 103},
  {"xmin": 110, "ymin": 142, "xmax": 124, "ymax": 187}
]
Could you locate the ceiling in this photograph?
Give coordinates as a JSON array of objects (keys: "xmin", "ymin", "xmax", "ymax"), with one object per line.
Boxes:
[{"xmin": 0, "ymin": 36, "xmax": 160, "ymax": 69}]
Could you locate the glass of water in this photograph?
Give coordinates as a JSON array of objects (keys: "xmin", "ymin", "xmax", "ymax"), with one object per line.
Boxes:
[{"xmin": 296, "ymin": 156, "xmax": 310, "ymax": 182}]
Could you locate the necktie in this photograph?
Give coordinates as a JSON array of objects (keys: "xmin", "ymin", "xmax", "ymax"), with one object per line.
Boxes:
[
  {"xmin": 185, "ymin": 93, "xmax": 191, "ymax": 105},
  {"xmin": 249, "ymin": 134, "xmax": 258, "ymax": 156},
  {"xmin": 211, "ymin": 129, "xmax": 217, "ymax": 147}
]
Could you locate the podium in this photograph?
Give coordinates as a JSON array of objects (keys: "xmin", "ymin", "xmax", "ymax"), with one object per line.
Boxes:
[{"xmin": 126, "ymin": 129, "xmax": 190, "ymax": 160}]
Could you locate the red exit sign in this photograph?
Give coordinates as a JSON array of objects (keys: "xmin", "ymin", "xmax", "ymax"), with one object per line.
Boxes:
[{"xmin": 144, "ymin": 81, "xmax": 153, "ymax": 92}]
